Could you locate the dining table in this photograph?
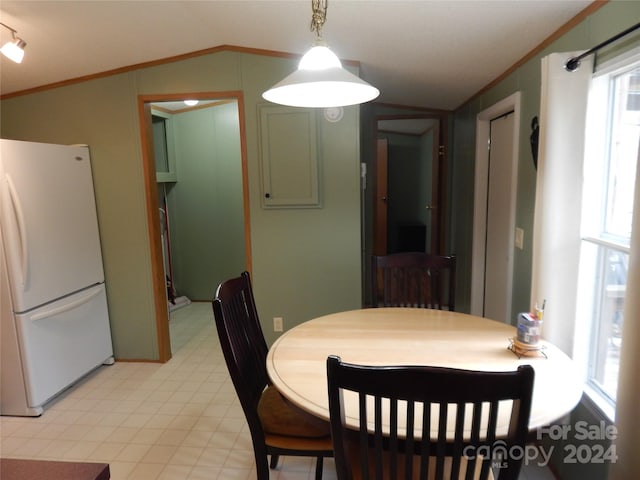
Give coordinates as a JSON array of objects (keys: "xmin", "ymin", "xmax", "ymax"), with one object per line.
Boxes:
[{"xmin": 266, "ymin": 307, "xmax": 583, "ymax": 438}]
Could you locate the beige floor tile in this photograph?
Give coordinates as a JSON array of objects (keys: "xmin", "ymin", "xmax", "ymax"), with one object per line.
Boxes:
[
  {"xmin": 126, "ymin": 461, "xmax": 165, "ymax": 480},
  {"xmin": 155, "ymin": 428, "xmax": 190, "ymax": 446},
  {"xmin": 142, "ymin": 444, "xmax": 179, "ymax": 464},
  {"xmin": 106, "ymin": 426, "xmax": 140, "ymax": 443},
  {"xmin": 62, "ymin": 439, "xmax": 101, "ymax": 460},
  {"xmin": 157, "ymin": 463, "xmax": 193, "ymax": 480},
  {"xmin": 84, "ymin": 441, "xmax": 126, "ymax": 462},
  {"xmin": 115, "ymin": 442, "xmax": 151, "ymax": 463},
  {"xmin": 182, "ymin": 429, "xmax": 213, "ymax": 447},
  {"xmin": 169, "ymin": 445, "xmax": 204, "ymax": 466},
  {"xmin": 108, "ymin": 461, "xmax": 138, "ymax": 480},
  {"xmin": 130, "ymin": 427, "xmax": 164, "ymax": 445}
]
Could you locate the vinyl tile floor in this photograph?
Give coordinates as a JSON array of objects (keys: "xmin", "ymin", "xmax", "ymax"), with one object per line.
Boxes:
[{"xmin": 0, "ymin": 302, "xmax": 555, "ymax": 480}]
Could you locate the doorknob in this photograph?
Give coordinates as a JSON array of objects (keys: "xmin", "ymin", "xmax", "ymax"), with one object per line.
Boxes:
[
  {"xmin": 426, "ymin": 204, "xmax": 437, "ymax": 210},
  {"xmin": 381, "ymin": 196, "xmax": 388, "ymax": 202}
]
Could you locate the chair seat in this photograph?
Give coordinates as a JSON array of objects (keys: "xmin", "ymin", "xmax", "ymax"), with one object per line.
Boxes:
[
  {"xmin": 258, "ymin": 385, "xmax": 331, "ymax": 438},
  {"xmin": 265, "ymin": 432, "xmax": 333, "ymax": 451}
]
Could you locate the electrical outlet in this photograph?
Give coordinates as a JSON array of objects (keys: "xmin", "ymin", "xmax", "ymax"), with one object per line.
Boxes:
[{"xmin": 273, "ymin": 317, "xmax": 283, "ymax": 332}]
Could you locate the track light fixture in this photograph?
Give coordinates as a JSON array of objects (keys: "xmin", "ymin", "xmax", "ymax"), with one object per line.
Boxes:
[
  {"xmin": 262, "ymin": 0, "xmax": 379, "ymax": 108},
  {"xmin": 0, "ymin": 22, "xmax": 26, "ymax": 63}
]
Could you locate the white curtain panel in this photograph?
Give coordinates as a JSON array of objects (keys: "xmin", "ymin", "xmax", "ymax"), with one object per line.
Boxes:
[
  {"xmin": 610, "ymin": 144, "xmax": 640, "ymax": 479},
  {"xmin": 534, "ymin": 51, "xmax": 640, "ymax": 477},
  {"xmin": 531, "ymin": 52, "xmax": 592, "ymax": 355}
]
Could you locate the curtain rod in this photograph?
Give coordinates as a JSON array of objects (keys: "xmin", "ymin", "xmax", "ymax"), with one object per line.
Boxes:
[{"xmin": 565, "ymin": 21, "xmax": 640, "ymax": 72}]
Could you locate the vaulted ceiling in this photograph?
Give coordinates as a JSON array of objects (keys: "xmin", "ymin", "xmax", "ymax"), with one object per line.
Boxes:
[{"xmin": 0, "ymin": 1, "xmax": 594, "ymax": 110}]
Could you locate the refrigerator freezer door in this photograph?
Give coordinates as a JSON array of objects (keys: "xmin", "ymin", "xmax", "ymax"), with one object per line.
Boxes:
[
  {"xmin": 0, "ymin": 140, "xmax": 105, "ymax": 313},
  {"xmin": 1, "ymin": 230, "xmax": 43, "ymax": 416},
  {"xmin": 14, "ymin": 283, "xmax": 113, "ymax": 408}
]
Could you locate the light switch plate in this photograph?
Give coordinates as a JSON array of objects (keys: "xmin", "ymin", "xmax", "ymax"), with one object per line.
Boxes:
[
  {"xmin": 515, "ymin": 227, "xmax": 524, "ymax": 250},
  {"xmin": 273, "ymin": 317, "xmax": 283, "ymax": 332}
]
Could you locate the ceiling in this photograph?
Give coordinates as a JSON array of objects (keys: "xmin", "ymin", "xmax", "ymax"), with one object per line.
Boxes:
[{"xmin": 0, "ymin": 0, "xmax": 594, "ymax": 110}]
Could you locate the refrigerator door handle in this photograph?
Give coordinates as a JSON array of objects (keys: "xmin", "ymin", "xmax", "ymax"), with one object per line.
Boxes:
[
  {"xmin": 31, "ymin": 286, "xmax": 102, "ymax": 322},
  {"xmin": 4, "ymin": 174, "xmax": 29, "ymax": 287}
]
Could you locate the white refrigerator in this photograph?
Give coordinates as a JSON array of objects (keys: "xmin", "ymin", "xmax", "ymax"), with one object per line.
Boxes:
[{"xmin": 0, "ymin": 139, "xmax": 114, "ymax": 416}]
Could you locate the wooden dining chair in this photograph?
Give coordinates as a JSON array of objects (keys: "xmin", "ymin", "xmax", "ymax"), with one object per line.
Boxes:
[
  {"xmin": 212, "ymin": 272, "xmax": 332, "ymax": 480},
  {"xmin": 371, "ymin": 252, "xmax": 457, "ymax": 310},
  {"xmin": 326, "ymin": 355, "xmax": 534, "ymax": 480}
]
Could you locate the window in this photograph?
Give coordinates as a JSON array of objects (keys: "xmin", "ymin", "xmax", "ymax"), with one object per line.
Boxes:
[{"xmin": 577, "ymin": 56, "xmax": 640, "ymax": 417}]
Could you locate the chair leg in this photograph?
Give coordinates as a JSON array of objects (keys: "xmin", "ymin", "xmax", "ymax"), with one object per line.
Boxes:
[
  {"xmin": 256, "ymin": 455, "xmax": 270, "ymax": 480},
  {"xmin": 270, "ymin": 454, "xmax": 280, "ymax": 469},
  {"xmin": 315, "ymin": 456, "xmax": 324, "ymax": 480}
]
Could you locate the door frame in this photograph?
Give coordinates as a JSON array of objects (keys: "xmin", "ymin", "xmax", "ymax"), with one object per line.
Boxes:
[
  {"xmin": 373, "ymin": 138, "xmax": 388, "ymax": 255},
  {"xmin": 137, "ymin": 91, "xmax": 252, "ymax": 362},
  {"xmin": 470, "ymin": 92, "xmax": 521, "ymax": 319}
]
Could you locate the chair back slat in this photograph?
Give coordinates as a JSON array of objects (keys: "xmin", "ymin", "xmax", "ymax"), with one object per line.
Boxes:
[
  {"xmin": 420, "ymin": 403, "xmax": 431, "ymax": 477},
  {"xmin": 451, "ymin": 402, "xmax": 466, "ymax": 477},
  {"xmin": 435, "ymin": 402, "xmax": 448, "ymax": 478},
  {"xmin": 358, "ymin": 392, "xmax": 369, "ymax": 479},
  {"xmin": 404, "ymin": 401, "xmax": 415, "ymax": 477},
  {"xmin": 327, "ymin": 356, "xmax": 534, "ymax": 480},
  {"xmin": 372, "ymin": 252, "xmax": 456, "ymax": 310}
]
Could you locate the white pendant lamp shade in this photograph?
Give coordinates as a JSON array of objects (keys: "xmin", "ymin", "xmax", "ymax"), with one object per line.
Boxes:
[{"xmin": 262, "ymin": 44, "xmax": 380, "ymax": 108}]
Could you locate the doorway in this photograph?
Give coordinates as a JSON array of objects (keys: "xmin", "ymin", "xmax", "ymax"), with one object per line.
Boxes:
[
  {"xmin": 373, "ymin": 114, "xmax": 447, "ymax": 257},
  {"xmin": 471, "ymin": 93, "xmax": 521, "ymax": 323},
  {"xmin": 138, "ymin": 93, "xmax": 251, "ymax": 362}
]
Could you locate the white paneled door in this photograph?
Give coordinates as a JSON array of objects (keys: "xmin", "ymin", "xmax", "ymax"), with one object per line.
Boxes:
[{"xmin": 483, "ymin": 112, "xmax": 515, "ymax": 323}]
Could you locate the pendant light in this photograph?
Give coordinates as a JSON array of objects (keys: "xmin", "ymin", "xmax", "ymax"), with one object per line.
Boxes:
[
  {"xmin": 262, "ymin": 0, "xmax": 379, "ymax": 108},
  {"xmin": 0, "ymin": 23, "xmax": 26, "ymax": 64}
]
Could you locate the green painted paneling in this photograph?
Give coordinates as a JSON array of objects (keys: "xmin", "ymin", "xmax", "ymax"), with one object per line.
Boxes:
[
  {"xmin": 239, "ymin": 53, "xmax": 362, "ymax": 346},
  {"xmin": 0, "ymin": 49, "xmax": 362, "ymax": 359},
  {"xmin": 168, "ymin": 101, "xmax": 245, "ymax": 301}
]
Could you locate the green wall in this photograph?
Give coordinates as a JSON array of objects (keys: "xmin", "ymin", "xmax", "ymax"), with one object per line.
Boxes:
[
  {"xmin": 0, "ymin": 49, "xmax": 362, "ymax": 359},
  {"xmin": 168, "ymin": 101, "xmax": 245, "ymax": 301},
  {"xmin": 451, "ymin": 1, "xmax": 640, "ymax": 321}
]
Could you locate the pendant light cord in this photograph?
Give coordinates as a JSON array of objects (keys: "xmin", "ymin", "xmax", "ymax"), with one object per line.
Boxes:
[{"xmin": 310, "ymin": 0, "xmax": 328, "ymax": 39}]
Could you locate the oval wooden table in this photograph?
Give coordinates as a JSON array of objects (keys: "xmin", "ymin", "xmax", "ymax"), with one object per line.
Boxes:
[{"xmin": 266, "ymin": 308, "xmax": 583, "ymax": 438}]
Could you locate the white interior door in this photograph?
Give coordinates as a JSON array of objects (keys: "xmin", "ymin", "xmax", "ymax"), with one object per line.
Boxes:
[
  {"xmin": 483, "ymin": 113, "xmax": 515, "ymax": 323},
  {"xmin": 471, "ymin": 93, "xmax": 520, "ymax": 323}
]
